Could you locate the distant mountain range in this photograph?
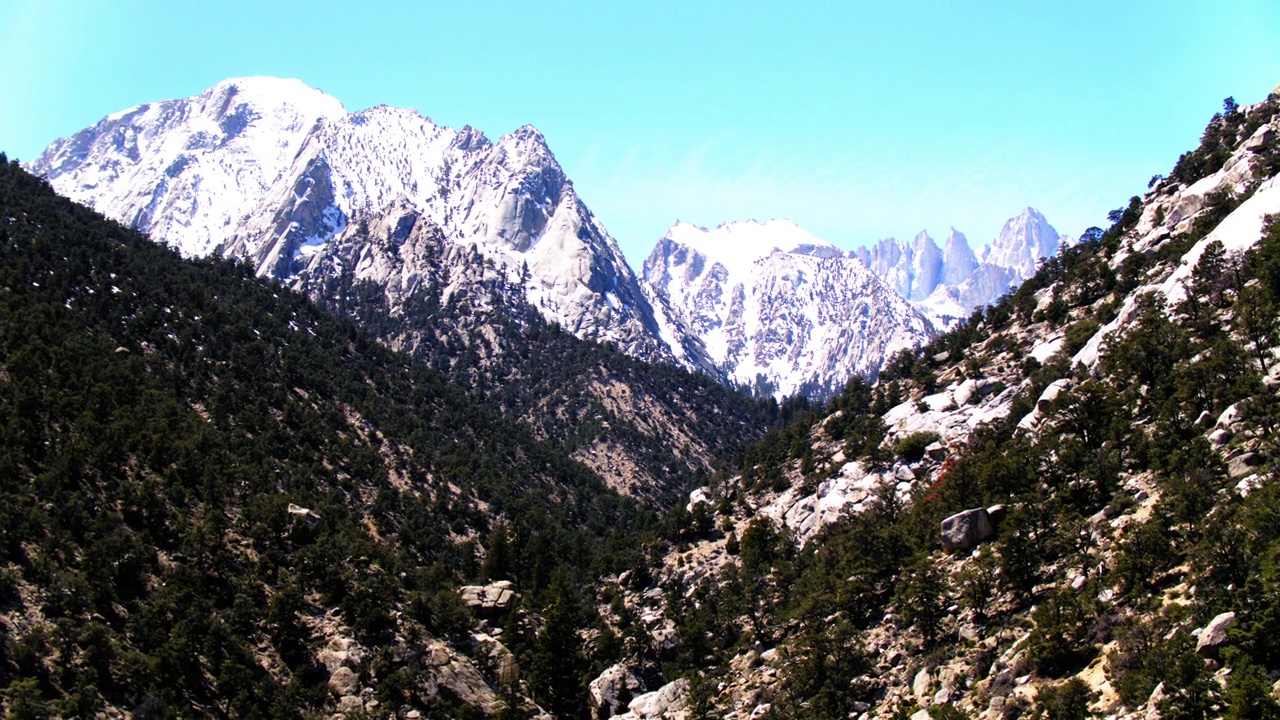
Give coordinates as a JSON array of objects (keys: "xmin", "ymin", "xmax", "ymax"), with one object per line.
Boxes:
[
  {"xmin": 641, "ymin": 209, "xmax": 1069, "ymax": 395},
  {"xmin": 641, "ymin": 219, "xmax": 931, "ymax": 398},
  {"xmin": 30, "ymin": 77, "xmax": 1066, "ymax": 398}
]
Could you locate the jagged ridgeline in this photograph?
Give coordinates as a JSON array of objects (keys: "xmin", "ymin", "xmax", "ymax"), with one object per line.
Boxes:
[
  {"xmin": 0, "ymin": 157, "xmax": 659, "ymax": 717},
  {"xmin": 602, "ymin": 92, "xmax": 1280, "ymax": 719}
]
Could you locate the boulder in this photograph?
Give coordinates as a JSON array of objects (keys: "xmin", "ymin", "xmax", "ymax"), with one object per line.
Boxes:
[
  {"xmin": 1245, "ymin": 125, "xmax": 1275, "ymax": 152},
  {"xmin": 1217, "ymin": 402, "xmax": 1242, "ymax": 429},
  {"xmin": 1238, "ymin": 475, "xmax": 1264, "ymax": 498},
  {"xmin": 686, "ymin": 487, "xmax": 711, "ymax": 512},
  {"xmin": 985, "ymin": 504, "xmax": 1007, "ymax": 528},
  {"xmin": 458, "ymin": 580, "xmax": 518, "ymax": 616},
  {"xmin": 619, "ymin": 678, "xmax": 689, "ymax": 719},
  {"xmin": 1195, "ymin": 612, "xmax": 1236, "ymax": 658},
  {"xmin": 912, "ymin": 667, "xmax": 932, "ymax": 702},
  {"xmin": 651, "ymin": 622, "xmax": 681, "ymax": 656},
  {"xmin": 937, "ymin": 665, "xmax": 962, "ymax": 697},
  {"xmin": 317, "ymin": 636, "xmax": 364, "ymax": 673},
  {"xmin": 589, "ymin": 663, "xmax": 644, "ymax": 716},
  {"xmin": 1228, "ymin": 452, "xmax": 1262, "ymax": 480},
  {"xmin": 285, "ymin": 503, "xmax": 321, "ymax": 542},
  {"xmin": 940, "ymin": 508, "xmax": 995, "ymax": 552},
  {"xmin": 922, "ymin": 391, "xmax": 958, "ymax": 412},
  {"xmin": 336, "ymin": 695, "xmax": 364, "ymax": 713},
  {"xmin": 328, "ymin": 665, "xmax": 360, "ymax": 696},
  {"xmin": 1036, "ymin": 379, "xmax": 1072, "ymax": 413}
]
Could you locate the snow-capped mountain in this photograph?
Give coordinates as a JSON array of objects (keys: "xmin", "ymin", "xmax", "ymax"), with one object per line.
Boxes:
[
  {"xmin": 29, "ymin": 77, "xmax": 690, "ymax": 366},
  {"xmin": 641, "ymin": 220, "xmax": 934, "ymax": 398},
  {"xmin": 641, "ymin": 208, "xmax": 1071, "ymax": 397},
  {"xmin": 853, "ymin": 230, "xmax": 954, "ymax": 302},
  {"xmin": 28, "ymin": 76, "xmax": 1066, "ymax": 399}
]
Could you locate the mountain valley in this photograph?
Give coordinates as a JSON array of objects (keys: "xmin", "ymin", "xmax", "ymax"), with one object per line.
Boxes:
[{"xmin": 5, "ymin": 75, "xmax": 1280, "ymax": 720}]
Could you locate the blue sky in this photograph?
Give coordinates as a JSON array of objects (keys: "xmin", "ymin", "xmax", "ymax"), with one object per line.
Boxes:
[{"xmin": 3, "ymin": 1, "xmax": 1278, "ymax": 268}]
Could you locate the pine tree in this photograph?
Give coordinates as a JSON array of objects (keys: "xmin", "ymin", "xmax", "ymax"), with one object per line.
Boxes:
[{"xmin": 528, "ymin": 571, "xmax": 589, "ymax": 719}]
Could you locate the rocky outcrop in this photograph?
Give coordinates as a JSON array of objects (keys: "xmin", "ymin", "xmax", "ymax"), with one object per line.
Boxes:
[
  {"xmin": 761, "ymin": 461, "xmax": 903, "ymax": 544},
  {"xmin": 590, "ymin": 663, "xmax": 645, "ymax": 717},
  {"xmin": 458, "ymin": 581, "xmax": 518, "ymax": 616},
  {"xmin": 286, "ymin": 502, "xmax": 322, "ymax": 542},
  {"xmin": 939, "ymin": 508, "xmax": 995, "ymax": 552},
  {"xmin": 421, "ymin": 640, "xmax": 503, "ymax": 715},
  {"xmin": 1195, "ymin": 612, "xmax": 1236, "ymax": 659},
  {"xmin": 613, "ymin": 678, "xmax": 689, "ymax": 720}
]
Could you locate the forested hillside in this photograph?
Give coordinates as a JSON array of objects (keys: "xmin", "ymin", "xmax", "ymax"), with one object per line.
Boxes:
[
  {"xmin": 0, "ymin": 156, "xmax": 659, "ymax": 718},
  {"xmin": 589, "ymin": 91, "xmax": 1280, "ymax": 719},
  {"xmin": 26, "ymin": 77, "xmax": 796, "ymax": 504}
]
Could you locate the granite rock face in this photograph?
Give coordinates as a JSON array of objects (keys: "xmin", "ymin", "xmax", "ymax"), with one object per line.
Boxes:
[{"xmin": 458, "ymin": 581, "xmax": 519, "ymax": 616}]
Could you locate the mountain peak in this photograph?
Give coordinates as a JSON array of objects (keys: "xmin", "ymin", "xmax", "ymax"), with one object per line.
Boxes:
[
  {"xmin": 504, "ymin": 124, "xmax": 549, "ymax": 145},
  {"xmin": 203, "ymin": 76, "xmax": 347, "ymax": 119},
  {"xmin": 940, "ymin": 227, "xmax": 979, "ymax": 287},
  {"xmin": 909, "ymin": 230, "xmax": 944, "ymax": 300},
  {"xmin": 987, "ymin": 207, "xmax": 1061, "ymax": 277}
]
